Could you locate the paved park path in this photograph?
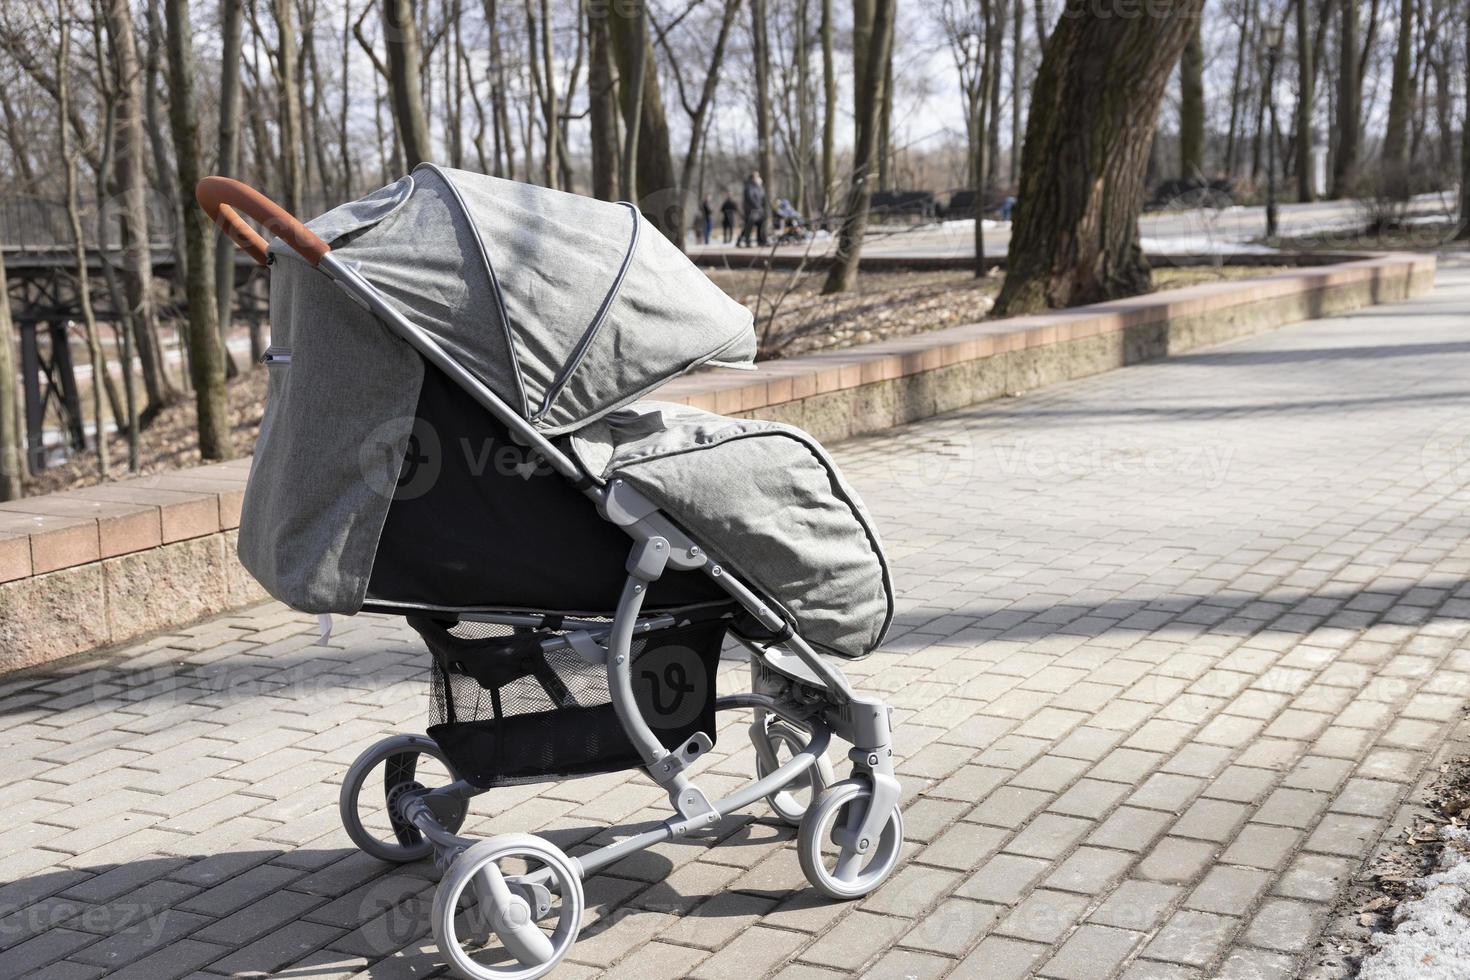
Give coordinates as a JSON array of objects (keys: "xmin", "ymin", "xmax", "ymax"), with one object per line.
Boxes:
[{"xmin": 5, "ymin": 257, "xmax": 1470, "ymax": 980}]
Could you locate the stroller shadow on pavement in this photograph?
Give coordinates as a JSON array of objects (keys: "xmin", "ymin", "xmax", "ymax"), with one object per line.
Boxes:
[{"xmin": 0, "ymin": 814, "xmax": 805, "ymax": 977}]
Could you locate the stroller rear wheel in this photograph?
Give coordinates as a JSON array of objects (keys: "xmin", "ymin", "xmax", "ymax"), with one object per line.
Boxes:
[
  {"xmin": 340, "ymin": 734, "xmax": 465, "ymax": 863},
  {"xmin": 798, "ymin": 779, "xmax": 904, "ymax": 900},
  {"xmin": 753, "ymin": 719, "xmax": 834, "ymax": 826},
  {"xmin": 433, "ymin": 834, "xmax": 584, "ymax": 980}
]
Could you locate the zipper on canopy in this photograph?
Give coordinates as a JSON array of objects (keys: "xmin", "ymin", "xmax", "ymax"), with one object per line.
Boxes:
[
  {"xmin": 530, "ymin": 203, "xmax": 640, "ymax": 423},
  {"xmin": 262, "ymin": 346, "xmax": 292, "ymax": 365}
]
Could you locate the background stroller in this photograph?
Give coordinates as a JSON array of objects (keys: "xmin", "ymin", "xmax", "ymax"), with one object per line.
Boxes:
[{"xmin": 199, "ymin": 165, "xmax": 903, "ymax": 980}]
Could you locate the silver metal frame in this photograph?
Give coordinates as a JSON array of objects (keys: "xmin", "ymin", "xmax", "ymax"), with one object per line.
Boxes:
[{"xmin": 317, "ymin": 250, "xmax": 901, "ymax": 893}]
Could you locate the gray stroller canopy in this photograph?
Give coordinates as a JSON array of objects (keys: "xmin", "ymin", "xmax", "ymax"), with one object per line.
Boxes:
[
  {"xmin": 243, "ymin": 167, "xmax": 892, "ymax": 657},
  {"xmin": 273, "ymin": 164, "xmax": 756, "ymax": 434}
]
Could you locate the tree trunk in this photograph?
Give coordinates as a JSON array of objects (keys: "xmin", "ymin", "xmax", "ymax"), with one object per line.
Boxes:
[
  {"xmin": 481, "ymin": 0, "xmax": 514, "ymax": 178},
  {"xmin": 1224, "ymin": 0, "xmax": 1253, "ymax": 176},
  {"xmin": 166, "ymin": 0, "xmax": 233, "ymax": 460},
  {"xmin": 1010, "ymin": 0, "xmax": 1023, "ymax": 186},
  {"xmin": 587, "ymin": 0, "xmax": 620, "ymax": 200},
  {"xmin": 821, "ymin": 0, "xmax": 896, "ymax": 293},
  {"xmin": 304, "ymin": 4, "xmax": 336, "ymax": 199},
  {"xmin": 820, "ymin": 0, "xmax": 835, "ymax": 212},
  {"xmin": 272, "ymin": 0, "xmax": 304, "ymax": 214},
  {"xmin": 750, "ymin": 0, "xmax": 776, "ymax": 205},
  {"xmin": 1459, "ymin": 7, "xmax": 1470, "ymax": 238},
  {"xmin": 0, "ymin": 253, "xmax": 20, "ymax": 499},
  {"xmin": 1330, "ymin": 0, "xmax": 1360, "ymax": 197},
  {"xmin": 523, "ymin": 0, "xmax": 558, "ymax": 185},
  {"xmin": 612, "ymin": 0, "xmax": 645, "ymax": 197},
  {"xmin": 340, "ymin": 0, "xmax": 354, "ymax": 195},
  {"xmin": 384, "ymin": 0, "xmax": 431, "ymax": 168},
  {"xmin": 144, "ymin": 0, "xmax": 181, "ymax": 272},
  {"xmin": 877, "ymin": 50, "xmax": 893, "ymax": 192},
  {"xmin": 215, "ymin": 0, "xmax": 244, "ymax": 376},
  {"xmin": 609, "ymin": 6, "xmax": 680, "ymax": 243},
  {"xmin": 87, "ymin": 8, "xmax": 140, "ymax": 469},
  {"xmin": 994, "ymin": 0, "xmax": 1205, "ymax": 315},
  {"xmin": 984, "ymin": 0, "xmax": 1003, "ymax": 193},
  {"xmin": 103, "ymin": 0, "xmax": 175, "ymax": 422},
  {"xmin": 1381, "ymin": 0, "xmax": 1414, "ymax": 198},
  {"xmin": 973, "ymin": 0, "xmax": 994, "ymax": 275},
  {"xmin": 57, "ymin": 11, "xmax": 110, "ymax": 478},
  {"xmin": 795, "ymin": 0, "xmax": 813, "ymax": 211},
  {"xmin": 1294, "ymin": 0, "xmax": 1316, "ymax": 201},
  {"xmin": 1179, "ymin": 21, "xmax": 1204, "ymax": 177}
]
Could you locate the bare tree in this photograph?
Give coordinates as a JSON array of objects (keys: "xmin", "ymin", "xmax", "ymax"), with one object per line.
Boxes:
[
  {"xmin": 166, "ymin": 0, "xmax": 233, "ymax": 460},
  {"xmin": 215, "ymin": 0, "xmax": 244, "ymax": 374},
  {"xmin": 609, "ymin": 1, "xmax": 680, "ymax": 241},
  {"xmin": 587, "ymin": 0, "xmax": 620, "ymax": 199},
  {"xmin": 1294, "ymin": 0, "xmax": 1317, "ymax": 201},
  {"xmin": 1179, "ymin": 21, "xmax": 1204, "ymax": 177},
  {"xmin": 1009, "ymin": 0, "xmax": 1023, "ymax": 185},
  {"xmin": 384, "ymin": 0, "xmax": 431, "ymax": 167},
  {"xmin": 655, "ymin": 0, "xmax": 745, "ymax": 239},
  {"xmin": 1459, "ymin": 5, "xmax": 1470, "ymax": 239},
  {"xmin": 1223, "ymin": 0, "xmax": 1253, "ymax": 177},
  {"xmin": 821, "ymin": 0, "xmax": 897, "ymax": 293},
  {"xmin": 103, "ymin": 0, "xmax": 175, "ymax": 422},
  {"xmin": 939, "ymin": 0, "xmax": 991, "ymax": 275},
  {"xmin": 1381, "ymin": 0, "xmax": 1415, "ymax": 198},
  {"xmin": 995, "ymin": 0, "xmax": 1205, "ymax": 314},
  {"xmin": 57, "ymin": 4, "xmax": 110, "ymax": 477},
  {"xmin": 269, "ymin": 0, "xmax": 305, "ymax": 213},
  {"xmin": 0, "ymin": 252, "xmax": 19, "ymax": 499},
  {"xmin": 819, "ymin": 0, "xmax": 836, "ymax": 213},
  {"xmin": 750, "ymin": 0, "xmax": 776, "ymax": 205},
  {"xmin": 523, "ymin": 0, "xmax": 558, "ymax": 185},
  {"xmin": 1330, "ymin": 0, "xmax": 1360, "ymax": 197}
]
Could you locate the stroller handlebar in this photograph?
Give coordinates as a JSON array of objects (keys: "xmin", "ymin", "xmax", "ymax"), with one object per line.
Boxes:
[{"xmin": 196, "ymin": 176, "xmax": 331, "ymax": 268}]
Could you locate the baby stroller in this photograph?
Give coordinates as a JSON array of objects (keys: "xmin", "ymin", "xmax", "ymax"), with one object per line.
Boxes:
[{"xmin": 199, "ymin": 165, "xmax": 901, "ymax": 979}]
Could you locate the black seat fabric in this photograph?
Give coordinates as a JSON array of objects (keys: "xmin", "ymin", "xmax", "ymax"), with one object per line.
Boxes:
[{"xmin": 366, "ymin": 362, "xmax": 723, "ymax": 612}]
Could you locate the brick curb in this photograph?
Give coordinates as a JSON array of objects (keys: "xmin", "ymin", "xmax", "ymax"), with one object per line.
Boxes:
[{"xmin": 7, "ymin": 252, "xmax": 1435, "ymax": 672}]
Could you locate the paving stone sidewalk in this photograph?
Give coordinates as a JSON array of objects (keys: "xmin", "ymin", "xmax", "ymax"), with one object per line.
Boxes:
[{"xmin": 5, "ymin": 258, "xmax": 1470, "ymax": 980}]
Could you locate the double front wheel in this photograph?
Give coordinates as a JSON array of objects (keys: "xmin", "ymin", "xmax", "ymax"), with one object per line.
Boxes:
[
  {"xmin": 432, "ymin": 834, "xmax": 584, "ymax": 980},
  {"xmin": 797, "ymin": 779, "xmax": 904, "ymax": 900}
]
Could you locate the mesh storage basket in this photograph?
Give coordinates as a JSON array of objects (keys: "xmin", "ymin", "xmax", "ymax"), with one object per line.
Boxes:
[{"xmin": 410, "ymin": 616, "xmax": 727, "ymax": 789}]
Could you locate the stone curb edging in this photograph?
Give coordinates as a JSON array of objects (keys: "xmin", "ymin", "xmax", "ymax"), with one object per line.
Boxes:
[
  {"xmin": 653, "ymin": 253, "xmax": 1435, "ymax": 443},
  {"xmin": 4, "ymin": 252, "xmax": 1435, "ymax": 672},
  {"xmin": 0, "ymin": 459, "xmax": 269, "ymax": 671}
]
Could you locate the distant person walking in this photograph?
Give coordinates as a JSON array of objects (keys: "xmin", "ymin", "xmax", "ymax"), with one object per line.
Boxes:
[
  {"xmin": 720, "ymin": 194, "xmax": 738, "ymax": 243},
  {"xmin": 738, "ymin": 171, "xmax": 768, "ymax": 248},
  {"xmin": 698, "ymin": 197, "xmax": 713, "ymax": 244}
]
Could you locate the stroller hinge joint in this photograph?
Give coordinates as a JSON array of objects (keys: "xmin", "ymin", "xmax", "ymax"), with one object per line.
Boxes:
[{"xmin": 627, "ymin": 537, "xmax": 671, "ymax": 581}]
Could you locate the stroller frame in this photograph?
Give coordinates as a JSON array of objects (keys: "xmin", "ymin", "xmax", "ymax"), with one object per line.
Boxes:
[{"xmin": 198, "ymin": 177, "xmax": 902, "ymax": 979}]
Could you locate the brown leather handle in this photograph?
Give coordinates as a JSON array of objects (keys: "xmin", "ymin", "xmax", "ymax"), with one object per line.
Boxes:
[{"xmin": 196, "ymin": 176, "xmax": 330, "ymax": 267}]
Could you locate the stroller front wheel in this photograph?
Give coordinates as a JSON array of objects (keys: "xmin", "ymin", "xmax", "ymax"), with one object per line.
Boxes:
[
  {"xmin": 339, "ymin": 734, "xmax": 465, "ymax": 863},
  {"xmin": 433, "ymin": 834, "xmax": 584, "ymax": 980},
  {"xmin": 753, "ymin": 719, "xmax": 834, "ymax": 826},
  {"xmin": 797, "ymin": 779, "xmax": 904, "ymax": 900}
]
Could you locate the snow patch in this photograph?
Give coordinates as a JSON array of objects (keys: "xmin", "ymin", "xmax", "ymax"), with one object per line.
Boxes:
[{"xmin": 1359, "ymin": 826, "xmax": 1470, "ymax": 980}]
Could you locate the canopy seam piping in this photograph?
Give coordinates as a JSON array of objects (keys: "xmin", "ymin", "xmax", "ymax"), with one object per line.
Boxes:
[{"xmin": 412, "ymin": 162, "xmax": 532, "ymax": 418}]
